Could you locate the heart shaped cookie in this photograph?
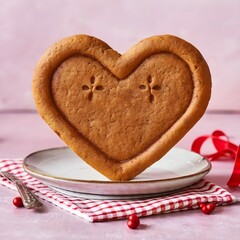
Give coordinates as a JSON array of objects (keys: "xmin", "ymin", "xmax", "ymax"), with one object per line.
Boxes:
[{"xmin": 33, "ymin": 35, "xmax": 211, "ymax": 181}]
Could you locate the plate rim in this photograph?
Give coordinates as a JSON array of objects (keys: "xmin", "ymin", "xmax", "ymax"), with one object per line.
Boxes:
[
  {"xmin": 23, "ymin": 146, "xmax": 212, "ymax": 184},
  {"xmin": 49, "ymin": 185, "xmax": 193, "ymax": 200}
]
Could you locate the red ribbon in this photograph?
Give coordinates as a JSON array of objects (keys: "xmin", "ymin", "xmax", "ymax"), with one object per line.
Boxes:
[{"xmin": 191, "ymin": 130, "xmax": 240, "ymax": 187}]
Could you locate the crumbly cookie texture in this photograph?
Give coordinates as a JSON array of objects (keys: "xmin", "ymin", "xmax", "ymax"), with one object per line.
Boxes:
[{"xmin": 33, "ymin": 35, "xmax": 211, "ymax": 181}]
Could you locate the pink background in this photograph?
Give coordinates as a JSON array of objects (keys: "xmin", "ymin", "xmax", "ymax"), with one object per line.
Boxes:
[
  {"xmin": 1, "ymin": 1, "xmax": 240, "ymax": 239},
  {"xmin": 1, "ymin": 0, "xmax": 240, "ymax": 111}
]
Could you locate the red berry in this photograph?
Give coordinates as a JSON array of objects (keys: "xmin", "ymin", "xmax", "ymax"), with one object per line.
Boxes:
[
  {"xmin": 201, "ymin": 203, "xmax": 216, "ymax": 214},
  {"xmin": 127, "ymin": 219, "xmax": 139, "ymax": 229},
  {"xmin": 129, "ymin": 214, "xmax": 140, "ymax": 223},
  {"xmin": 127, "ymin": 214, "xmax": 140, "ymax": 229},
  {"xmin": 197, "ymin": 202, "xmax": 206, "ymax": 208},
  {"xmin": 13, "ymin": 197, "xmax": 23, "ymax": 208}
]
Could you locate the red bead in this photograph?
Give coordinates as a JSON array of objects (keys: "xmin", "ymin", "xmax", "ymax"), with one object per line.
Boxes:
[
  {"xmin": 197, "ymin": 202, "xmax": 206, "ymax": 208},
  {"xmin": 127, "ymin": 214, "xmax": 140, "ymax": 229},
  {"xmin": 13, "ymin": 197, "xmax": 23, "ymax": 208},
  {"xmin": 201, "ymin": 203, "xmax": 216, "ymax": 214},
  {"xmin": 127, "ymin": 219, "xmax": 139, "ymax": 229},
  {"xmin": 128, "ymin": 214, "xmax": 140, "ymax": 223}
]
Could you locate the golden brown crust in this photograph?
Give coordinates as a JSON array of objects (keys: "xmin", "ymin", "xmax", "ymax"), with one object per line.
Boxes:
[{"xmin": 33, "ymin": 35, "xmax": 211, "ymax": 181}]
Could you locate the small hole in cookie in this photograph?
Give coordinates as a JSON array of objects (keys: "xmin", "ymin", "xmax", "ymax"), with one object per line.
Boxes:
[
  {"xmin": 152, "ymin": 85, "xmax": 160, "ymax": 90},
  {"xmin": 149, "ymin": 94, "xmax": 154, "ymax": 102},
  {"xmin": 90, "ymin": 76, "xmax": 95, "ymax": 84},
  {"xmin": 139, "ymin": 85, "xmax": 146, "ymax": 90},
  {"xmin": 194, "ymin": 65, "xmax": 199, "ymax": 70},
  {"xmin": 147, "ymin": 75, "xmax": 152, "ymax": 83},
  {"xmin": 95, "ymin": 85, "xmax": 104, "ymax": 91},
  {"xmin": 88, "ymin": 92, "xmax": 93, "ymax": 101},
  {"xmin": 82, "ymin": 85, "xmax": 90, "ymax": 90}
]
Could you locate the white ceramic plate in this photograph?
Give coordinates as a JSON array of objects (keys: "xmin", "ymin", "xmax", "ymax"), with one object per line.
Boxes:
[{"xmin": 23, "ymin": 147, "xmax": 211, "ymax": 199}]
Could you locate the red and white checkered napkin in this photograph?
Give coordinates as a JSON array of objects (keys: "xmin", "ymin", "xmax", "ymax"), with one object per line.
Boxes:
[{"xmin": 0, "ymin": 159, "xmax": 237, "ymax": 222}]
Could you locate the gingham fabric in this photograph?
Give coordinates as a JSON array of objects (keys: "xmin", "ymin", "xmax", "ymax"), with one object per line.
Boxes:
[{"xmin": 0, "ymin": 159, "xmax": 236, "ymax": 222}]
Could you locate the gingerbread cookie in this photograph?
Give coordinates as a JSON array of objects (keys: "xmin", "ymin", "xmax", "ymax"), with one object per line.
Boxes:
[{"xmin": 33, "ymin": 35, "xmax": 211, "ymax": 181}]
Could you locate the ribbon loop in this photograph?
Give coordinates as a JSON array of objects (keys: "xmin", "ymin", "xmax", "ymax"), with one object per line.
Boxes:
[{"xmin": 191, "ymin": 130, "xmax": 240, "ymax": 187}]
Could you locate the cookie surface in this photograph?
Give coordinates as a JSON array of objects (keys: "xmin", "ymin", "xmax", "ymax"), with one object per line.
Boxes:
[{"xmin": 33, "ymin": 35, "xmax": 211, "ymax": 181}]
